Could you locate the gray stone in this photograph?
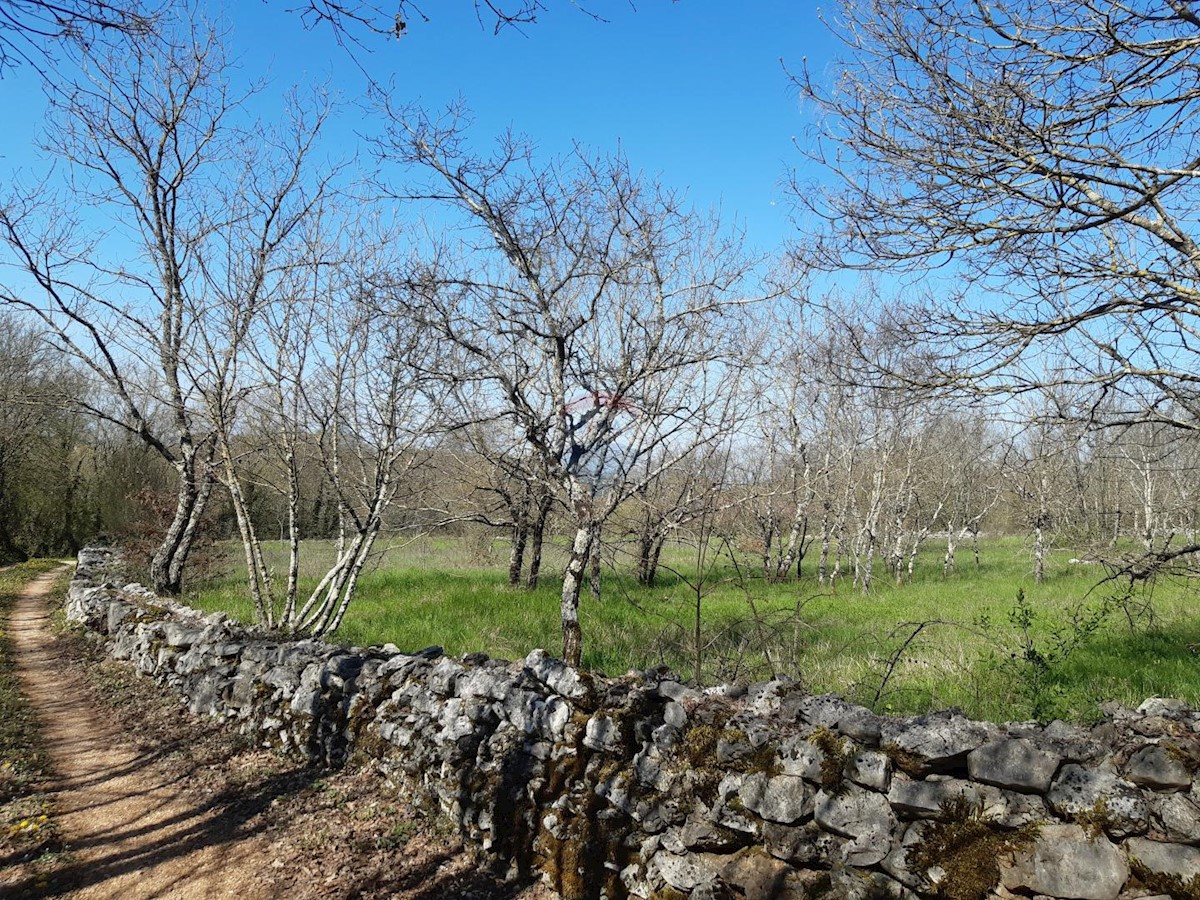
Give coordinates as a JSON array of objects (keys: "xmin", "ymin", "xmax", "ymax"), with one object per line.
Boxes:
[
  {"xmin": 999, "ymin": 824, "xmax": 1128, "ymax": 900},
  {"xmin": 794, "ymin": 694, "xmax": 858, "ymax": 729},
  {"xmin": 762, "ymin": 820, "xmax": 834, "ymax": 866},
  {"xmin": 524, "ymin": 649, "xmax": 590, "ymax": 700},
  {"xmin": 1138, "ymin": 698, "xmax": 1190, "ymax": 718},
  {"xmin": 1153, "ymin": 791, "xmax": 1200, "ymax": 845},
  {"xmin": 847, "ymin": 750, "xmax": 892, "ymax": 792},
  {"xmin": 881, "ymin": 713, "xmax": 996, "ymax": 773},
  {"xmin": 1048, "ymin": 764, "xmax": 1149, "ymax": 838},
  {"xmin": 813, "ymin": 785, "xmax": 897, "ymax": 866},
  {"xmin": 968, "ymin": 738, "xmax": 1063, "ymax": 793},
  {"xmin": 663, "ymin": 700, "xmax": 687, "ymax": 728},
  {"xmin": 106, "ymin": 600, "xmax": 136, "ymax": 634},
  {"xmin": 886, "ymin": 776, "xmax": 996, "ymax": 819},
  {"xmin": 778, "ymin": 737, "xmax": 824, "ymax": 782},
  {"xmin": 1126, "ymin": 745, "xmax": 1192, "ymax": 791},
  {"xmin": 583, "ymin": 715, "xmax": 622, "ymax": 752},
  {"xmin": 653, "ymin": 852, "xmax": 721, "ymax": 891},
  {"xmin": 997, "ymin": 789, "xmax": 1050, "ymax": 829},
  {"xmin": 680, "ymin": 818, "xmax": 744, "ymax": 852},
  {"xmin": 719, "ymin": 851, "xmax": 805, "ymax": 900},
  {"xmin": 1125, "ymin": 837, "xmax": 1200, "ymax": 881},
  {"xmin": 739, "ymin": 773, "xmax": 810, "ymax": 824},
  {"xmin": 656, "ymin": 679, "xmax": 697, "ymax": 702}
]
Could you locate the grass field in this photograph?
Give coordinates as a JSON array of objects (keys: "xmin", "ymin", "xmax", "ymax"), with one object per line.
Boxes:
[{"xmin": 186, "ymin": 534, "xmax": 1200, "ymax": 723}]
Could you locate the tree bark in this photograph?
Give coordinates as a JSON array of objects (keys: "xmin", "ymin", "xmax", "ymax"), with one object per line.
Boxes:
[{"xmin": 560, "ymin": 525, "xmax": 591, "ymax": 666}]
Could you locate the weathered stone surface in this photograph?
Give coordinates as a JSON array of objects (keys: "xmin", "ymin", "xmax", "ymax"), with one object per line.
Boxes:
[
  {"xmin": 663, "ymin": 700, "xmax": 688, "ymax": 728},
  {"xmin": 1124, "ymin": 837, "xmax": 1200, "ymax": 881},
  {"xmin": 1153, "ymin": 791, "xmax": 1200, "ymax": 845},
  {"xmin": 881, "ymin": 713, "xmax": 996, "ymax": 773},
  {"xmin": 847, "ymin": 750, "xmax": 891, "ymax": 792},
  {"xmin": 1048, "ymin": 764, "xmax": 1149, "ymax": 838},
  {"xmin": 999, "ymin": 824, "xmax": 1129, "ymax": 900},
  {"xmin": 1138, "ymin": 698, "xmax": 1191, "ymax": 718},
  {"xmin": 777, "ymin": 737, "xmax": 824, "ymax": 782},
  {"xmin": 653, "ymin": 852, "xmax": 721, "ymax": 891},
  {"xmin": 886, "ymin": 775, "xmax": 1001, "ymax": 820},
  {"xmin": 968, "ymin": 738, "xmax": 1062, "ymax": 793},
  {"xmin": 719, "ymin": 851, "xmax": 804, "ymax": 900},
  {"xmin": 813, "ymin": 785, "xmax": 897, "ymax": 865},
  {"xmin": 738, "ymin": 774, "xmax": 810, "ymax": 824},
  {"xmin": 761, "ymin": 820, "xmax": 835, "ymax": 866},
  {"xmin": 1125, "ymin": 745, "xmax": 1192, "ymax": 791}
]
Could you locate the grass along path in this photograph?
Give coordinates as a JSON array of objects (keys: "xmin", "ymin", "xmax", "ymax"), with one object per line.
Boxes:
[{"xmin": 187, "ymin": 534, "xmax": 1200, "ymax": 723}]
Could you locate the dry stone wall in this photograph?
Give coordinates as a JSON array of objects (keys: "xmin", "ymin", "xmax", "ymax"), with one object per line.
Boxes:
[{"xmin": 66, "ymin": 548, "xmax": 1200, "ymax": 900}]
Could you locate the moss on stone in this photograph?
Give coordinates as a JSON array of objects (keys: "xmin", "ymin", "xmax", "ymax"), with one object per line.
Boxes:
[
  {"xmin": 683, "ymin": 724, "xmax": 721, "ymax": 767},
  {"xmin": 809, "ymin": 726, "xmax": 850, "ymax": 789},
  {"xmin": 1130, "ymin": 860, "xmax": 1200, "ymax": 900},
  {"xmin": 1070, "ymin": 797, "xmax": 1111, "ymax": 838},
  {"xmin": 880, "ymin": 741, "xmax": 924, "ymax": 777},
  {"xmin": 911, "ymin": 795, "xmax": 1037, "ymax": 900}
]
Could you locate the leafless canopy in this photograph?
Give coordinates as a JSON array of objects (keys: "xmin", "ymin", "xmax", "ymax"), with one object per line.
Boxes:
[
  {"xmin": 796, "ymin": 0, "xmax": 1200, "ymax": 428},
  {"xmin": 0, "ymin": 0, "xmax": 158, "ymax": 73}
]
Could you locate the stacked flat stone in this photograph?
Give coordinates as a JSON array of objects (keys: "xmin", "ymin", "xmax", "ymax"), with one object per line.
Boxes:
[{"xmin": 67, "ymin": 548, "xmax": 1200, "ymax": 900}]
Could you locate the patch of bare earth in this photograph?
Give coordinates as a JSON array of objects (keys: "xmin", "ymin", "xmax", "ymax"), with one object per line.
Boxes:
[{"xmin": 3, "ymin": 568, "xmax": 560, "ymax": 899}]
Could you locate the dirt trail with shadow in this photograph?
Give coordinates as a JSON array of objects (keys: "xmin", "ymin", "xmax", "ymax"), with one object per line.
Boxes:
[{"xmin": 4, "ymin": 567, "xmax": 277, "ymax": 899}]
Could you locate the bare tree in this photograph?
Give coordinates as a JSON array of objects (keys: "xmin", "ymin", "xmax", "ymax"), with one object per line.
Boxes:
[
  {"xmin": 798, "ymin": 0, "xmax": 1200, "ymax": 432},
  {"xmin": 0, "ymin": 0, "xmax": 157, "ymax": 74},
  {"xmin": 0, "ymin": 19, "xmax": 330, "ymax": 593},
  {"xmin": 375, "ymin": 105, "xmax": 770, "ymax": 665},
  {"xmin": 209, "ymin": 208, "xmax": 448, "ymax": 636}
]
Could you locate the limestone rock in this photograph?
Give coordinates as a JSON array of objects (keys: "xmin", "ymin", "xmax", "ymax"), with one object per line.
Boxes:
[
  {"xmin": 778, "ymin": 737, "xmax": 824, "ymax": 782},
  {"xmin": 886, "ymin": 776, "xmax": 1001, "ymax": 820},
  {"xmin": 1126, "ymin": 745, "xmax": 1192, "ymax": 791},
  {"xmin": 1048, "ymin": 764, "xmax": 1148, "ymax": 838},
  {"xmin": 880, "ymin": 713, "xmax": 996, "ymax": 774},
  {"xmin": 1125, "ymin": 837, "xmax": 1200, "ymax": 881},
  {"xmin": 739, "ymin": 773, "xmax": 810, "ymax": 825},
  {"xmin": 719, "ymin": 851, "xmax": 805, "ymax": 900},
  {"xmin": 968, "ymin": 738, "xmax": 1062, "ymax": 793},
  {"xmin": 847, "ymin": 750, "xmax": 892, "ymax": 792},
  {"xmin": 813, "ymin": 785, "xmax": 897, "ymax": 865},
  {"xmin": 653, "ymin": 852, "xmax": 722, "ymax": 891},
  {"xmin": 1153, "ymin": 791, "xmax": 1200, "ymax": 845},
  {"xmin": 999, "ymin": 824, "xmax": 1128, "ymax": 900}
]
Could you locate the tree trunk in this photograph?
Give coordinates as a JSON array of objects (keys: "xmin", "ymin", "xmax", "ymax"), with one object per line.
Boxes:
[
  {"xmin": 817, "ymin": 502, "xmax": 831, "ymax": 587},
  {"xmin": 525, "ymin": 493, "xmax": 552, "ymax": 590},
  {"xmin": 944, "ymin": 533, "xmax": 957, "ymax": 576},
  {"xmin": 560, "ymin": 525, "xmax": 590, "ymax": 666},
  {"xmin": 588, "ymin": 523, "xmax": 602, "ymax": 604},
  {"xmin": 635, "ymin": 530, "xmax": 656, "ymax": 587},
  {"xmin": 508, "ymin": 521, "xmax": 528, "ymax": 587},
  {"xmin": 150, "ymin": 449, "xmax": 213, "ymax": 595},
  {"xmin": 1033, "ymin": 515, "xmax": 1047, "ymax": 584}
]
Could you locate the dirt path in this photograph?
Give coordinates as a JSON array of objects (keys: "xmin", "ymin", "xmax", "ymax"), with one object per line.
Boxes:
[{"xmin": 6, "ymin": 567, "xmax": 277, "ymax": 899}]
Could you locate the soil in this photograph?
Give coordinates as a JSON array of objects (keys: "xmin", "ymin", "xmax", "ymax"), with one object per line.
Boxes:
[{"xmin": 2, "ymin": 567, "xmax": 561, "ymax": 900}]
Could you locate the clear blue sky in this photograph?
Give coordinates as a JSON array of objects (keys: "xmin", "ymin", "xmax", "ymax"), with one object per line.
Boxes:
[{"xmin": 0, "ymin": 1, "xmax": 840, "ymax": 255}]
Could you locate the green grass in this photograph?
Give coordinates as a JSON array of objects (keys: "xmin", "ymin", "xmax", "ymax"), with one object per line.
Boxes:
[
  {"xmin": 186, "ymin": 534, "xmax": 1200, "ymax": 723},
  {"xmin": 0, "ymin": 559, "xmax": 67, "ymax": 870}
]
